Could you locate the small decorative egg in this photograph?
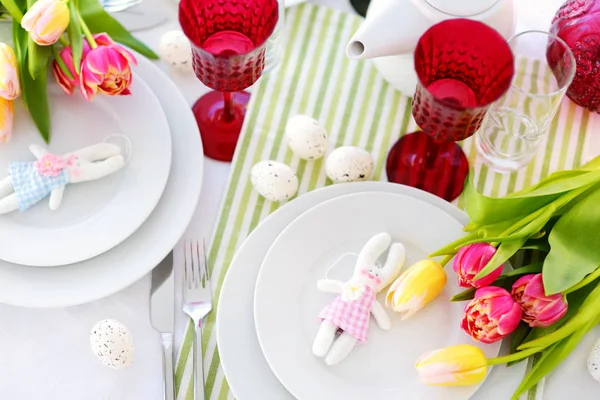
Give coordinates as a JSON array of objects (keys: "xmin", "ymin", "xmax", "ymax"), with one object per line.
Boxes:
[
  {"xmin": 588, "ymin": 337, "xmax": 600, "ymax": 382},
  {"xmin": 250, "ymin": 160, "xmax": 299, "ymax": 202},
  {"xmin": 158, "ymin": 31, "xmax": 193, "ymax": 72},
  {"xmin": 90, "ymin": 319, "xmax": 134, "ymax": 370},
  {"xmin": 325, "ymin": 146, "xmax": 374, "ymax": 183},
  {"xmin": 285, "ymin": 115, "xmax": 328, "ymax": 160}
]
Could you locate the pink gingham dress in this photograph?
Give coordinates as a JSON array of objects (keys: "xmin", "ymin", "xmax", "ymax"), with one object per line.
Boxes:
[{"xmin": 318, "ymin": 282, "xmax": 376, "ymax": 342}]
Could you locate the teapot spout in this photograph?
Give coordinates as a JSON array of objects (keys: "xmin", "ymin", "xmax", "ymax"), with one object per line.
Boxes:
[{"xmin": 346, "ymin": 0, "xmax": 428, "ymax": 60}]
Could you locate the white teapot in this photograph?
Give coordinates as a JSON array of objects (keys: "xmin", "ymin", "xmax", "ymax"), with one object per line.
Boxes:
[{"xmin": 346, "ymin": 0, "xmax": 516, "ymax": 95}]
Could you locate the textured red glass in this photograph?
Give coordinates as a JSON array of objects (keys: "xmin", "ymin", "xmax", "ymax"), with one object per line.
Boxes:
[
  {"xmin": 179, "ymin": 0, "xmax": 279, "ymax": 161},
  {"xmin": 550, "ymin": 0, "xmax": 600, "ymax": 112},
  {"xmin": 386, "ymin": 19, "xmax": 514, "ymax": 201}
]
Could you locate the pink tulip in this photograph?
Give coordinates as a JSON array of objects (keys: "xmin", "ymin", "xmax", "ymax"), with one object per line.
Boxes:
[
  {"xmin": 461, "ymin": 286, "xmax": 522, "ymax": 344},
  {"xmin": 453, "ymin": 243, "xmax": 503, "ymax": 288},
  {"xmin": 79, "ymin": 33, "xmax": 138, "ymax": 101},
  {"xmin": 52, "ymin": 40, "xmax": 92, "ymax": 95},
  {"xmin": 512, "ymin": 274, "xmax": 568, "ymax": 328}
]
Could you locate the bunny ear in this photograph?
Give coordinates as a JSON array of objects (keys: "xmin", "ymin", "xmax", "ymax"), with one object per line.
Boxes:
[
  {"xmin": 67, "ymin": 143, "xmax": 122, "ymax": 162},
  {"xmin": 354, "ymin": 233, "xmax": 391, "ymax": 273}
]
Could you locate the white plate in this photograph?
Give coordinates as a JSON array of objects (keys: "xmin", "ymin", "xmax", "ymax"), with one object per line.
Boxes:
[
  {"xmin": 217, "ymin": 182, "xmax": 527, "ymax": 400},
  {"xmin": 0, "ymin": 56, "xmax": 203, "ymax": 307},
  {"xmin": 254, "ymin": 191, "xmax": 500, "ymax": 400},
  {"xmin": 0, "ymin": 76, "xmax": 171, "ymax": 266}
]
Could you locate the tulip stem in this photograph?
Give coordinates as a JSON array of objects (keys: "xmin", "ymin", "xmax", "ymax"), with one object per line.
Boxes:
[
  {"xmin": 487, "ymin": 346, "xmax": 545, "ymax": 366},
  {"xmin": 0, "ymin": 0, "xmax": 23, "ymax": 22},
  {"xmin": 439, "ymin": 254, "xmax": 453, "ymax": 268},
  {"xmin": 51, "ymin": 45, "xmax": 74, "ymax": 81},
  {"xmin": 59, "ymin": 35, "xmax": 69, "ymax": 46},
  {"xmin": 77, "ymin": 11, "xmax": 97, "ymax": 49}
]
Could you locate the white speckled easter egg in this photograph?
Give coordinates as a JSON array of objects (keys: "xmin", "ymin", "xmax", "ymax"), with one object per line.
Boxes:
[
  {"xmin": 158, "ymin": 31, "xmax": 193, "ymax": 72},
  {"xmin": 90, "ymin": 319, "xmax": 134, "ymax": 370},
  {"xmin": 285, "ymin": 115, "xmax": 328, "ymax": 160},
  {"xmin": 250, "ymin": 160, "xmax": 299, "ymax": 202},
  {"xmin": 588, "ymin": 337, "xmax": 600, "ymax": 381},
  {"xmin": 325, "ymin": 146, "xmax": 374, "ymax": 183}
]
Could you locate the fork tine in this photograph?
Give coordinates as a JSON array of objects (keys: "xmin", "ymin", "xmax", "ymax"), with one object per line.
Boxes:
[{"xmin": 202, "ymin": 239, "xmax": 210, "ymax": 282}]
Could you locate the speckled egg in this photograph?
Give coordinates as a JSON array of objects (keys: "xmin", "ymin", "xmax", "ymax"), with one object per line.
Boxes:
[
  {"xmin": 285, "ymin": 115, "xmax": 328, "ymax": 160},
  {"xmin": 588, "ymin": 337, "xmax": 600, "ymax": 382},
  {"xmin": 90, "ymin": 319, "xmax": 134, "ymax": 370},
  {"xmin": 250, "ymin": 160, "xmax": 299, "ymax": 202},
  {"xmin": 325, "ymin": 146, "xmax": 374, "ymax": 183},
  {"xmin": 158, "ymin": 31, "xmax": 193, "ymax": 72}
]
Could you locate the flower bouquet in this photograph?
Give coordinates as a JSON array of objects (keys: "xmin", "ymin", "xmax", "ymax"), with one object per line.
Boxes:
[
  {"xmin": 414, "ymin": 155, "xmax": 600, "ymax": 398},
  {"xmin": 0, "ymin": 0, "xmax": 157, "ymax": 143}
]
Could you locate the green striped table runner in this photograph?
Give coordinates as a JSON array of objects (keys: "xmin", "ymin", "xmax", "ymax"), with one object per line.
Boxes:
[{"xmin": 174, "ymin": 4, "xmax": 600, "ymax": 399}]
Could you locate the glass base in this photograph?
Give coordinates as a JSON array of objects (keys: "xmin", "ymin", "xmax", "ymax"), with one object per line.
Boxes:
[
  {"xmin": 385, "ymin": 131, "xmax": 469, "ymax": 202},
  {"xmin": 192, "ymin": 91, "xmax": 251, "ymax": 162},
  {"xmin": 474, "ymin": 131, "xmax": 538, "ymax": 173}
]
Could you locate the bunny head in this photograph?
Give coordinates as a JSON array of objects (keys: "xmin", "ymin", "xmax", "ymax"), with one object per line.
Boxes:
[
  {"xmin": 352, "ymin": 233, "xmax": 406, "ymax": 293},
  {"xmin": 63, "ymin": 143, "xmax": 125, "ymax": 184}
]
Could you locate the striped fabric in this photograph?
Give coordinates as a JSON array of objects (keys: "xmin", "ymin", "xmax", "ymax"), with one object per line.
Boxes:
[{"xmin": 174, "ymin": 3, "xmax": 600, "ymax": 400}]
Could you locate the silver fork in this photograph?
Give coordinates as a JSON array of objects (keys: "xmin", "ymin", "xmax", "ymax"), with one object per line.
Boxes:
[{"xmin": 183, "ymin": 239, "xmax": 213, "ymax": 400}]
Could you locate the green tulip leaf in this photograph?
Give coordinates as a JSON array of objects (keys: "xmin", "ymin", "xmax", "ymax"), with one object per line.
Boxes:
[
  {"xmin": 473, "ymin": 237, "xmax": 528, "ymax": 281},
  {"xmin": 13, "ymin": 20, "xmax": 50, "ymax": 142},
  {"xmin": 463, "ymin": 165, "xmax": 600, "ymax": 225},
  {"xmin": 67, "ymin": 0, "xmax": 83, "ymax": 74},
  {"xmin": 542, "ymin": 186, "xmax": 600, "ymax": 295},
  {"xmin": 78, "ymin": 0, "xmax": 158, "ymax": 59},
  {"xmin": 508, "ymin": 322, "xmax": 531, "ymax": 366}
]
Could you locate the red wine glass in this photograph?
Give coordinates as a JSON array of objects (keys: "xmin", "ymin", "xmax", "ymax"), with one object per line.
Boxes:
[
  {"xmin": 385, "ymin": 19, "xmax": 514, "ymax": 201},
  {"xmin": 179, "ymin": 0, "xmax": 279, "ymax": 162}
]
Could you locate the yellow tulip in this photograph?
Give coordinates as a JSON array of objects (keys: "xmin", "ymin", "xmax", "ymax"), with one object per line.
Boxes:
[
  {"xmin": 0, "ymin": 97, "xmax": 14, "ymax": 143},
  {"xmin": 385, "ymin": 259, "xmax": 447, "ymax": 319},
  {"xmin": 0, "ymin": 44, "xmax": 20, "ymax": 100},
  {"xmin": 415, "ymin": 344, "xmax": 488, "ymax": 386},
  {"xmin": 21, "ymin": 0, "xmax": 70, "ymax": 46}
]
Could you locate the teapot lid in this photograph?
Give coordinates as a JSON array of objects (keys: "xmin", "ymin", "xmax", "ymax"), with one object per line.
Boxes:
[{"xmin": 425, "ymin": 0, "xmax": 500, "ymax": 16}]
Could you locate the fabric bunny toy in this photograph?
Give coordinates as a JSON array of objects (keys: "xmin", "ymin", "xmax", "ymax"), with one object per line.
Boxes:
[
  {"xmin": 0, "ymin": 142, "xmax": 125, "ymax": 214},
  {"xmin": 313, "ymin": 232, "xmax": 406, "ymax": 366}
]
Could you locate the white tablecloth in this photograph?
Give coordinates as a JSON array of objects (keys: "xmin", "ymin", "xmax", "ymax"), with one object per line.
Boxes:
[{"xmin": 0, "ymin": 0, "xmax": 583, "ymax": 398}]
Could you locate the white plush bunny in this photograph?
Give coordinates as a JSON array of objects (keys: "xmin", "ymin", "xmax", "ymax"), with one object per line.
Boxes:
[
  {"xmin": 0, "ymin": 142, "xmax": 125, "ymax": 214},
  {"xmin": 313, "ymin": 232, "xmax": 406, "ymax": 366}
]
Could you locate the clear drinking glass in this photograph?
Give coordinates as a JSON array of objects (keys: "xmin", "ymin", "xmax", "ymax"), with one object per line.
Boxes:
[{"xmin": 475, "ymin": 31, "xmax": 576, "ymax": 172}]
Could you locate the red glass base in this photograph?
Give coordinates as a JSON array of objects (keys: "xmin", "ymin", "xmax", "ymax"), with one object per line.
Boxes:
[
  {"xmin": 385, "ymin": 131, "xmax": 469, "ymax": 202},
  {"xmin": 192, "ymin": 90, "xmax": 251, "ymax": 162}
]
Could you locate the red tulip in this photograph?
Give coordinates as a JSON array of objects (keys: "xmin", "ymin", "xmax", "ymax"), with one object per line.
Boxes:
[
  {"xmin": 79, "ymin": 33, "xmax": 138, "ymax": 101},
  {"xmin": 453, "ymin": 243, "xmax": 503, "ymax": 288},
  {"xmin": 512, "ymin": 274, "xmax": 568, "ymax": 328},
  {"xmin": 461, "ymin": 286, "xmax": 522, "ymax": 344}
]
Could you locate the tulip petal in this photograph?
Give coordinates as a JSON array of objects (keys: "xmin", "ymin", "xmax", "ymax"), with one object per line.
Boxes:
[
  {"xmin": 415, "ymin": 345, "xmax": 488, "ymax": 387},
  {"xmin": 0, "ymin": 98, "xmax": 14, "ymax": 143}
]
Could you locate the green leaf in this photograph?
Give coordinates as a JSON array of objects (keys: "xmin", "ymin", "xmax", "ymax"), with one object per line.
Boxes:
[
  {"xmin": 27, "ymin": 38, "xmax": 50, "ymax": 79},
  {"xmin": 543, "ymin": 186, "xmax": 600, "ymax": 295},
  {"xmin": 473, "ymin": 237, "xmax": 528, "ymax": 281},
  {"xmin": 78, "ymin": 0, "xmax": 158, "ymax": 59},
  {"xmin": 463, "ymin": 167, "xmax": 600, "ymax": 225},
  {"xmin": 13, "ymin": 20, "xmax": 50, "ymax": 142},
  {"xmin": 1, "ymin": 0, "xmax": 24, "ymax": 21},
  {"xmin": 450, "ymin": 263, "xmax": 543, "ymax": 302},
  {"xmin": 508, "ymin": 322, "xmax": 531, "ymax": 366},
  {"xmin": 67, "ymin": 0, "xmax": 83, "ymax": 74}
]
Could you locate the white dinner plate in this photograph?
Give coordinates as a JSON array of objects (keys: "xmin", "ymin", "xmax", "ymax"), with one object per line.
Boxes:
[
  {"xmin": 217, "ymin": 182, "xmax": 527, "ymax": 400},
  {"xmin": 0, "ymin": 56, "xmax": 203, "ymax": 307},
  {"xmin": 253, "ymin": 191, "xmax": 500, "ymax": 400},
  {"xmin": 0, "ymin": 76, "xmax": 171, "ymax": 266}
]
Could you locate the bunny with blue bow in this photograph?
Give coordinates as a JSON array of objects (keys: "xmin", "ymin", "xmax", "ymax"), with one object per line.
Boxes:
[{"xmin": 313, "ymin": 232, "xmax": 406, "ymax": 365}]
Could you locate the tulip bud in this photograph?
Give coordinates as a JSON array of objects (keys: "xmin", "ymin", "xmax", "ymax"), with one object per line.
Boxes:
[
  {"xmin": 386, "ymin": 259, "xmax": 447, "ymax": 320},
  {"xmin": 0, "ymin": 97, "xmax": 14, "ymax": 143},
  {"xmin": 461, "ymin": 286, "xmax": 522, "ymax": 344},
  {"xmin": 415, "ymin": 344, "xmax": 487, "ymax": 386},
  {"xmin": 21, "ymin": 0, "xmax": 70, "ymax": 46},
  {"xmin": 52, "ymin": 40, "xmax": 92, "ymax": 95},
  {"xmin": 453, "ymin": 243, "xmax": 503, "ymax": 288},
  {"xmin": 512, "ymin": 273, "xmax": 568, "ymax": 328},
  {"xmin": 0, "ymin": 44, "xmax": 20, "ymax": 100},
  {"xmin": 79, "ymin": 33, "xmax": 138, "ymax": 101}
]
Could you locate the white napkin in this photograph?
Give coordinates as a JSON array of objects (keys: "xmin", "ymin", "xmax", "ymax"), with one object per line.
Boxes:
[{"xmin": 0, "ymin": 276, "xmax": 162, "ymax": 400}]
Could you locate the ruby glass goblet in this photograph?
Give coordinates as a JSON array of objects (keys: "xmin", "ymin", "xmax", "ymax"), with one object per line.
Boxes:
[
  {"xmin": 179, "ymin": 0, "xmax": 279, "ymax": 162},
  {"xmin": 385, "ymin": 19, "xmax": 515, "ymax": 201}
]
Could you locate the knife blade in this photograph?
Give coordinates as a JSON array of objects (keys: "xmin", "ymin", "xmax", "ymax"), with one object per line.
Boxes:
[{"xmin": 151, "ymin": 251, "xmax": 175, "ymax": 400}]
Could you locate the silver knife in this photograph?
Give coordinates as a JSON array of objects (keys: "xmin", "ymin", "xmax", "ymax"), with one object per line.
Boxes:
[{"xmin": 151, "ymin": 252, "xmax": 175, "ymax": 400}]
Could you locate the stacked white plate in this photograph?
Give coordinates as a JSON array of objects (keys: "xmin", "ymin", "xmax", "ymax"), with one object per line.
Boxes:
[
  {"xmin": 0, "ymin": 57, "xmax": 203, "ymax": 308},
  {"xmin": 217, "ymin": 182, "xmax": 528, "ymax": 400}
]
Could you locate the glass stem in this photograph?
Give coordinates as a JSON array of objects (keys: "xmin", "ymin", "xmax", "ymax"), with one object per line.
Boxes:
[
  {"xmin": 222, "ymin": 92, "xmax": 235, "ymax": 122},
  {"xmin": 426, "ymin": 138, "xmax": 441, "ymax": 168}
]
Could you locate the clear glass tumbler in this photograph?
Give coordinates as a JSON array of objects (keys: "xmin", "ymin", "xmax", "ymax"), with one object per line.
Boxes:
[{"xmin": 475, "ymin": 30, "xmax": 576, "ymax": 172}]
